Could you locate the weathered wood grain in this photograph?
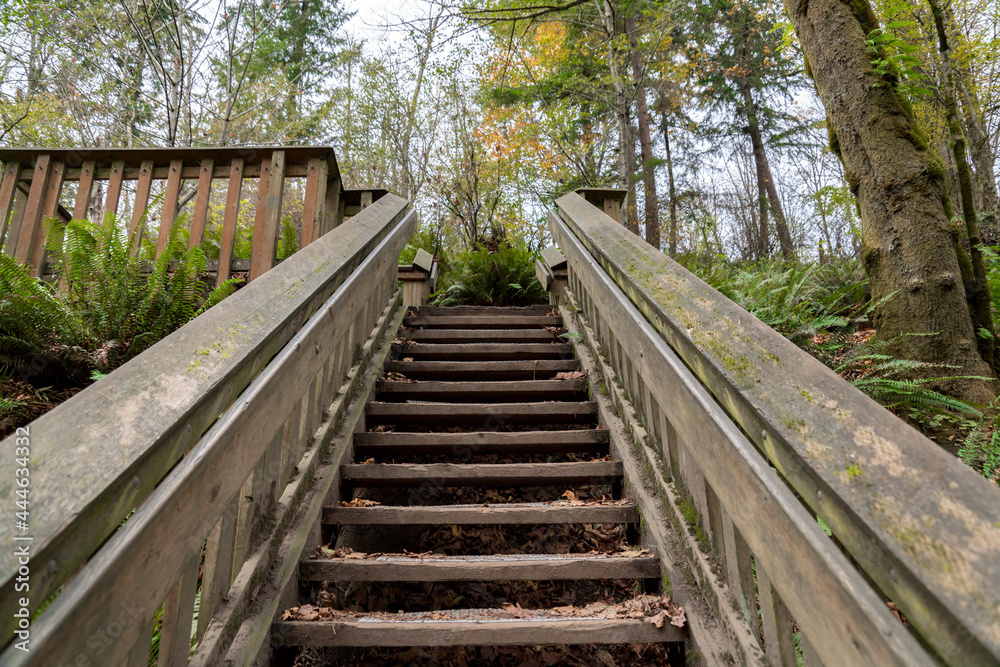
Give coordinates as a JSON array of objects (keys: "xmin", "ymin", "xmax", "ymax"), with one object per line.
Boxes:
[
  {"xmin": 374, "ymin": 379, "xmax": 586, "ymax": 402},
  {"xmin": 216, "ymin": 158, "xmax": 243, "ymax": 286},
  {"xmin": 0, "ymin": 203, "xmax": 415, "ymax": 665},
  {"xmin": 402, "ymin": 315, "xmax": 561, "ymax": 329},
  {"xmin": 341, "ymin": 461, "xmax": 621, "ymax": 488},
  {"xmin": 324, "ymin": 503, "xmax": 638, "ymax": 525},
  {"xmin": 365, "ymin": 401, "xmax": 598, "ymax": 427},
  {"xmin": 249, "ymin": 151, "xmax": 285, "ymax": 281},
  {"xmin": 104, "ymin": 158, "xmax": 125, "ymax": 216},
  {"xmin": 273, "ymin": 617, "xmax": 683, "ymax": 646},
  {"xmin": 555, "ymin": 191, "xmax": 1000, "ymax": 664},
  {"xmin": 393, "ymin": 342, "xmax": 574, "ymax": 360},
  {"xmin": 0, "ymin": 194, "xmax": 411, "ymax": 651},
  {"xmin": 353, "ymin": 429, "xmax": 608, "ymax": 455},
  {"xmin": 71, "ymin": 160, "xmax": 95, "ymax": 220},
  {"xmin": 156, "ymin": 158, "xmax": 183, "ymax": 255},
  {"xmin": 550, "ymin": 206, "xmax": 935, "ymax": 665},
  {"xmin": 386, "ymin": 359, "xmax": 580, "ymax": 380},
  {"xmin": 129, "ymin": 160, "xmax": 155, "ymax": 252},
  {"xmin": 13, "ymin": 154, "xmax": 51, "ymax": 265},
  {"xmin": 189, "ymin": 158, "xmax": 214, "ymax": 248},
  {"xmin": 301, "ymin": 554, "xmax": 660, "ymax": 581}
]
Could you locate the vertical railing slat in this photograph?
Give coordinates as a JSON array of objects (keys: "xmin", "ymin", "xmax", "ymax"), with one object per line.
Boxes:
[
  {"xmin": 129, "ymin": 160, "xmax": 155, "ymax": 252},
  {"xmin": 157, "ymin": 158, "xmax": 184, "ymax": 256},
  {"xmin": 72, "ymin": 160, "xmax": 96, "ymax": 221},
  {"xmin": 249, "ymin": 150, "xmax": 285, "ymax": 281},
  {"xmin": 197, "ymin": 496, "xmax": 238, "ymax": 642},
  {"xmin": 14, "ymin": 154, "xmax": 52, "ymax": 267},
  {"xmin": 189, "ymin": 159, "xmax": 214, "ymax": 249},
  {"xmin": 158, "ymin": 553, "xmax": 200, "ymax": 666},
  {"xmin": 0, "ymin": 161, "xmax": 22, "ymax": 249},
  {"xmin": 31, "ymin": 160, "xmax": 66, "ymax": 276},
  {"xmin": 104, "ymin": 159, "xmax": 126, "ymax": 217},
  {"xmin": 758, "ymin": 561, "xmax": 797, "ymax": 667},
  {"xmin": 322, "ymin": 176, "xmax": 341, "ymax": 236},
  {"xmin": 301, "ymin": 157, "xmax": 326, "ymax": 247},
  {"xmin": 216, "ymin": 159, "xmax": 243, "ymax": 286}
]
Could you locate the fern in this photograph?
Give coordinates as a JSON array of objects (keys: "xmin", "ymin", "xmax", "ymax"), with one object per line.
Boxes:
[{"xmin": 432, "ymin": 243, "xmax": 546, "ymax": 307}]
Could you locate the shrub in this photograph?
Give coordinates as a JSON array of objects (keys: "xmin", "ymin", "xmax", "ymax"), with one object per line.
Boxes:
[
  {"xmin": 432, "ymin": 243, "xmax": 546, "ymax": 307},
  {"xmin": 0, "ymin": 212, "xmax": 239, "ymax": 393}
]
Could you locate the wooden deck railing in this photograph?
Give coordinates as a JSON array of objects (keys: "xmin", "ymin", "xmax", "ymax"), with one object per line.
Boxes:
[
  {"xmin": 0, "ymin": 191, "xmax": 415, "ymax": 664},
  {"xmin": 0, "ymin": 147, "xmax": 386, "ymax": 282},
  {"xmin": 549, "ymin": 192, "xmax": 1000, "ymax": 666}
]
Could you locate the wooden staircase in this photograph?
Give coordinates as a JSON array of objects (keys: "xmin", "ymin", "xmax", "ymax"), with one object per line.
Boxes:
[{"xmin": 272, "ymin": 305, "xmax": 685, "ymax": 664}]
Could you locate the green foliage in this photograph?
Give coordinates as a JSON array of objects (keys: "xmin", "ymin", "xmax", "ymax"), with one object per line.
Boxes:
[
  {"xmin": 0, "ymin": 212, "xmax": 239, "ymax": 391},
  {"xmin": 834, "ymin": 335, "xmax": 986, "ymax": 414},
  {"xmin": 277, "ymin": 217, "xmax": 299, "ymax": 260},
  {"xmin": 432, "ymin": 243, "xmax": 546, "ymax": 307},
  {"xmin": 865, "ymin": 23, "xmax": 934, "ymax": 98},
  {"xmin": 685, "ymin": 258, "xmax": 867, "ymax": 345},
  {"xmin": 958, "ymin": 409, "xmax": 1000, "ymax": 481}
]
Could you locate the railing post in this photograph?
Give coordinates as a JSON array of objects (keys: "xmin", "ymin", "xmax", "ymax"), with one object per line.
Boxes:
[
  {"xmin": 536, "ymin": 245, "xmax": 567, "ymax": 305},
  {"xmin": 574, "ymin": 187, "xmax": 628, "ymax": 224},
  {"xmin": 13, "ymin": 154, "xmax": 52, "ymax": 269},
  {"xmin": 398, "ymin": 248, "xmax": 435, "ymax": 308},
  {"xmin": 0, "ymin": 161, "xmax": 21, "ymax": 251},
  {"xmin": 249, "ymin": 150, "xmax": 286, "ymax": 281}
]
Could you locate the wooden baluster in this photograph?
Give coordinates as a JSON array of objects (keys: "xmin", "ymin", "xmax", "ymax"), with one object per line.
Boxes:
[
  {"xmin": 216, "ymin": 159, "xmax": 243, "ymax": 286},
  {"xmin": 249, "ymin": 150, "xmax": 285, "ymax": 281},
  {"xmin": 157, "ymin": 159, "xmax": 184, "ymax": 256},
  {"xmin": 278, "ymin": 400, "xmax": 303, "ymax": 491},
  {"xmin": 105, "ymin": 159, "xmax": 125, "ymax": 217},
  {"xmin": 158, "ymin": 553, "xmax": 200, "ymax": 665},
  {"xmin": 758, "ymin": 561, "xmax": 797, "ymax": 667},
  {"xmin": 197, "ymin": 496, "xmax": 238, "ymax": 642},
  {"xmin": 301, "ymin": 157, "xmax": 327, "ymax": 247},
  {"xmin": 129, "ymin": 160, "xmax": 155, "ymax": 253},
  {"xmin": 662, "ymin": 415, "xmax": 679, "ymax": 480},
  {"xmin": 14, "ymin": 154, "xmax": 52, "ymax": 268},
  {"xmin": 722, "ymin": 507, "xmax": 762, "ymax": 646},
  {"xmin": 31, "ymin": 159, "xmax": 66, "ymax": 276},
  {"xmin": 72, "ymin": 160, "xmax": 96, "ymax": 221},
  {"xmin": 0, "ymin": 161, "xmax": 21, "ymax": 249},
  {"xmin": 262, "ymin": 428, "xmax": 283, "ymax": 508},
  {"xmin": 704, "ymin": 482, "xmax": 726, "ymax": 561},
  {"xmin": 189, "ymin": 159, "xmax": 214, "ymax": 249},
  {"xmin": 231, "ymin": 456, "xmax": 265, "ymax": 582},
  {"xmin": 5, "ymin": 191, "xmax": 26, "ymax": 258},
  {"xmin": 322, "ymin": 176, "xmax": 341, "ymax": 235},
  {"xmin": 800, "ymin": 633, "xmax": 823, "ymax": 666}
]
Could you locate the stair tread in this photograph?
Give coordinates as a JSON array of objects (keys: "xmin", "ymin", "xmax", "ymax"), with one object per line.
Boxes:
[
  {"xmin": 273, "ymin": 609, "xmax": 683, "ymax": 646},
  {"xmin": 342, "ymin": 461, "xmax": 621, "ymax": 487},
  {"xmin": 375, "ymin": 379, "xmax": 586, "ymax": 402},
  {"xmin": 301, "ymin": 552, "xmax": 659, "ymax": 581},
  {"xmin": 387, "ymin": 359, "xmax": 580, "ymax": 380},
  {"xmin": 393, "ymin": 342, "xmax": 573, "ymax": 360},
  {"xmin": 324, "ymin": 501, "xmax": 638, "ymax": 525},
  {"xmin": 403, "ymin": 315, "xmax": 562, "ymax": 329},
  {"xmin": 402, "ymin": 329, "xmax": 563, "ymax": 343},
  {"xmin": 354, "ymin": 430, "xmax": 608, "ymax": 455}
]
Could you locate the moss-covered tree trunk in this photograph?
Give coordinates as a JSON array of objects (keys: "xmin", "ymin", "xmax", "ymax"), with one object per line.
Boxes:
[{"xmin": 782, "ymin": 0, "xmax": 997, "ymax": 403}]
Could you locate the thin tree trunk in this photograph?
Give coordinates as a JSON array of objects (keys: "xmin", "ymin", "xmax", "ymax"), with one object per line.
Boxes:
[
  {"xmin": 626, "ymin": 16, "xmax": 659, "ymax": 249},
  {"xmin": 737, "ymin": 77, "xmax": 794, "ymax": 259},
  {"xmin": 783, "ymin": 0, "xmax": 996, "ymax": 403},
  {"xmin": 662, "ymin": 115, "xmax": 678, "ymax": 255},
  {"xmin": 929, "ymin": 0, "xmax": 995, "ymax": 368},
  {"xmin": 598, "ymin": 0, "xmax": 639, "ymax": 235}
]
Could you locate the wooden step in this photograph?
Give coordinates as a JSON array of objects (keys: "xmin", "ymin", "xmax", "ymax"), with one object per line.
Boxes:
[
  {"xmin": 300, "ymin": 552, "xmax": 660, "ymax": 581},
  {"xmin": 403, "ymin": 315, "xmax": 561, "ymax": 329},
  {"xmin": 402, "ymin": 329, "xmax": 563, "ymax": 344},
  {"xmin": 324, "ymin": 501, "xmax": 638, "ymax": 525},
  {"xmin": 366, "ymin": 401, "xmax": 598, "ymax": 428},
  {"xmin": 387, "ymin": 359, "xmax": 581, "ymax": 381},
  {"xmin": 393, "ymin": 342, "xmax": 573, "ymax": 361},
  {"xmin": 353, "ymin": 430, "xmax": 609, "ymax": 456},
  {"xmin": 416, "ymin": 305, "xmax": 556, "ymax": 317},
  {"xmin": 341, "ymin": 461, "xmax": 622, "ymax": 488},
  {"xmin": 375, "ymin": 379, "xmax": 586, "ymax": 402},
  {"xmin": 274, "ymin": 613, "xmax": 683, "ymax": 647}
]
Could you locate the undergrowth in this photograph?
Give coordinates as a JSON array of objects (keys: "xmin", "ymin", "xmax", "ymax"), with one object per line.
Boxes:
[
  {"xmin": 0, "ymin": 212, "xmax": 240, "ymax": 437},
  {"xmin": 432, "ymin": 242, "xmax": 546, "ymax": 307},
  {"xmin": 684, "ymin": 256, "xmax": 1000, "ymax": 480}
]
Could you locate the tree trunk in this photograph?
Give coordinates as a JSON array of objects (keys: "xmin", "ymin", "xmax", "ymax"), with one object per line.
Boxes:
[
  {"xmin": 662, "ymin": 115, "xmax": 678, "ymax": 255},
  {"xmin": 626, "ymin": 16, "xmax": 659, "ymax": 249},
  {"xmin": 928, "ymin": 0, "xmax": 996, "ymax": 368},
  {"xmin": 598, "ymin": 0, "xmax": 639, "ymax": 235},
  {"xmin": 783, "ymin": 0, "xmax": 996, "ymax": 402},
  {"xmin": 957, "ymin": 78, "xmax": 999, "ymax": 245},
  {"xmin": 737, "ymin": 77, "xmax": 794, "ymax": 260}
]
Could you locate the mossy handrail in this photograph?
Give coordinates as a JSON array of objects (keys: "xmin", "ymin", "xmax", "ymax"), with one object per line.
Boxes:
[
  {"xmin": 551, "ymin": 191, "xmax": 1000, "ymax": 666},
  {"xmin": 0, "ymin": 192, "xmax": 414, "ymax": 663}
]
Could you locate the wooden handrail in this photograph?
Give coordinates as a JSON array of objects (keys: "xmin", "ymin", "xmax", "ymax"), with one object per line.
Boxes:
[
  {"xmin": 550, "ymin": 192, "xmax": 1000, "ymax": 665},
  {"xmin": 0, "ymin": 193, "xmax": 414, "ymax": 662},
  {"xmin": 0, "ymin": 146, "xmax": 388, "ymax": 281}
]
